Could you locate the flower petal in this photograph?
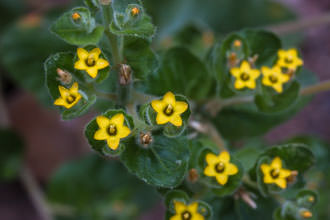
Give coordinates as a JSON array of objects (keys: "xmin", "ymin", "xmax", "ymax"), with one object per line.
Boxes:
[
  {"xmin": 173, "ymin": 201, "xmax": 186, "ymax": 213},
  {"xmin": 156, "ymin": 113, "xmax": 169, "ymax": 125},
  {"xmin": 77, "ymin": 48, "xmax": 89, "ymax": 60},
  {"xmin": 279, "ymin": 168, "xmax": 291, "ymax": 178},
  {"xmin": 58, "ymin": 85, "xmax": 69, "ymax": 97},
  {"xmin": 192, "ymin": 213, "xmax": 205, "ymax": 220},
  {"xmin": 54, "ymin": 98, "xmax": 65, "ymax": 106},
  {"xmin": 96, "ymin": 116, "xmax": 110, "ymax": 128},
  {"xmin": 234, "ymin": 79, "xmax": 245, "ymax": 89},
  {"xmin": 264, "ymin": 174, "xmax": 274, "ymax": 184},
  {"xmin": 89, "ymin": 48, "xmax": 101, "ymax": 60},
  {"xmin": 94, "ymin": 129, "xmax": 108, "ymax": 140},
  {"xmin": 74, "ymin": 60, "xmax": 87, "ymax": 70},
  {"xmin": 204, "ymin": 165, "xmax": 216, "ymax": 177},
  {"xmin": 225, "ymin": 163, "xmax": 238, "ymax": 175},
  {"xmin": 70, "ymin": 82, "xmax": 79, "ymax": 94},
  {"xmin": 175, "ymin": 101, "xmax": 188, "ymax": 114},
  {"xmin": 245, "ymin": 80, "xmax": 257, "ymax": 89},
  {"xmin": 169, "ymin": 215, "xmax": 181, "ymax": 220},
  {"xmin": 241, "ymin": 61, "xmax": 251, "ymax": 72},
  {"xmin": 205, "ymin": 153, "xmax": 218, "ymax": 165},
  {"xmin": 260, "ymin": 164, "xmax": 271, "ymax": 175},
  {"xmin": 271, "ymin": 157, "xmax": 282, "ymax": 169},
  {"xmin": 215, "ymin": 174, "xmax": 228, "ymax": 185},
  {"xmin": 86, "ymin": 67, "xmax": 98, "ymax": 78},
  {"xmin": 110, "ymin": 113, "xmax": 125, "ymax": 126},
  {"xmin": 163, "ymin": 91, "xmax": 176, "ymax": 105},
  {"xmin": 219, "ymin": 151, "xmax": 230, "ymax": 163},
  {"xmin": 118, "ymin": 126, "xmax": 131, "ymax": 139},
  {"xmin": 107, "ymin": 137, "xmax": 120, "ymax": 150},
  {"xmin": 169, "ymin": 115, "xmax": 183, "ymax": 127},
  {"xmin": 230, "ymin": 67, "xmax": 241, "ymax": 77},
  {"xmin": 96, "ymin": 58, "xmax": 109, "ymax": 69},
  {"xmin": 187, "ymin": 202, "xmax": 198, "ymax": 213},
  {"xmin": 275, "ymin": 178, "xmax": 287, "ymax": 189},
  {"xmin": 151, "ymin": 100, "xmax": 165, "ymax": 113}
]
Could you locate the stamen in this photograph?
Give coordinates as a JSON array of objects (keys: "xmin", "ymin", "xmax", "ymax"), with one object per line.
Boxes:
[
  {"xmin": 269, "ymin": 75, "xmax": 278, "ymax": 84},
  {"xmin": 86, "ymin": 56, "xmax": 96, "ymax": 67},
  {"xmin": 107, "ymin": 124, "xmax": 117, "ymax": 136},
  {"xmin": 164, "ymin": 104, "xmax": 174, "ymax": 116},
  {"xmin": 215, "ymin": 162, "xmax": 225, "ymax": 173},
  {"xmin": 240, "ymin": 72, "xmax": 250, "ymax": 81},
  {"xmin": 181, "ymin": 211, "xmax": 192, "ymax": 220},
  {"xmin": 66, "ymin": 95, "xmax": 76, "ymax": 104},
  {"xmin": 270, "ymin": 169, "xmax": 280, "ymax": 179}
]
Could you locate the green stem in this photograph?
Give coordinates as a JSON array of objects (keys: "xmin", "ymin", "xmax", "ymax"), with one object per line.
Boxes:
[{"xmin": 300, "ymin": 79, "xmax": 330, "ymax": 96}]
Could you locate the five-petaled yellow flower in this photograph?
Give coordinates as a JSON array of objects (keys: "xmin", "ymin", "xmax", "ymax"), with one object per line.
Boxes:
[
  {"xmin": 204, "ymin": 151, "xmax": 238, "ymax": 185},
  {"xmin": 230, "ymin": 61, "xmax": 260, "ymax": 90},
  {"xmin": 54, "ymin": 82, "xmax": 82, "ymax": 109},
  {"xmin": 94, "ymin": 113, "xmax": 131, "ymax": 150},
  {"xmin": 260, "ymin": 157, "xmax": 292, "ymax": 189},
  {"xmin": 276, "ymin": 49, "xmax": 303, "ymax": 71},
  {"xmin": 170, "ymin": 201, "xmax": 204, "ymax": 220},
  {"xmin": 261, "ymin": 66, "xmax": 290, "ymax": 93},
  {"xmin": 74, "ymin": 48, "xmax": 109, "ymax": 78},
  {"xmin": 151, "ymin": 92, "xmax": 188, "ymax": 127}
]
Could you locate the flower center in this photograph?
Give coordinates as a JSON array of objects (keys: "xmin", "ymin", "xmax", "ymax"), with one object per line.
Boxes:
[
  {"xmin": 285, "ymin": 57, "xmax": 293, "ymax": 64},
  {"xmin": 215, "ymin": 162, "xmax": 225, "ymax": 173},
  {"xmin": 66, "ymin": 95, "xmax": 76, "ymax": 104},
  {"xmin": 240, "ymin": 72, "xmax": 250, "ymax": 81},
  {"xmin": 86, "ymin": 56, "xmax": 96, "ymax": 67},
  {"xmin": 107, "ymin": 124, "xmax": 117, "ymax": 136},
  {"xmin": 163, "ymin": 104, "xmax": 174, "ymax": 116},
  {"xmin": 181, "ymin": 211, "xmax": 192, "ymax": 220},
  {"xmin": 269, "ymin": 75, "xmax": 278, "ymax": 84},
  {"xmin": 270, "ymin": 168, "xmax": 280, "ymax": 179}
]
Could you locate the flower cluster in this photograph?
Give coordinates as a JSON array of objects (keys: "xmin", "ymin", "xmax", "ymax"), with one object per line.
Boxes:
[{"xmin": 230, "ymin": 48, "xmax": 303, "ymax": 93}]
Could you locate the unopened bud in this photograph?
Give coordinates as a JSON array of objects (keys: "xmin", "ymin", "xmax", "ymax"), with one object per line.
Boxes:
[
  {"xmin": 228, "ymin": 52, "xmax": 239, "ymax": 68},
  {"xmin": 308, "ymin": 196, "xmax": 315, "ymax": 203},
  {"xmin": 300, "ymin": 210, "xmax": 312, "ymax": 219},
  {"xmin": 140, "ymin": 132, "xmax": 152, "ymax": 147},
  {"xmin": 119, "ymin": 64, "xmax": 132, "ymax": 85},
  {"xmin": 202, "ymin": 31, "xmax": 214, "ymax": 47},
  {"xmin": 131, "ymin": 7, "xmax": 140, "ymax": 16},
  {"xmin": 188, "ymin": 168, "xmax": 199, "ymax": 183},
  {"xmin": 286, "ymin": 170, "xmax": 298, "ymax": 184},
  {"xmin": 56, "ymin": 68, "xmax": 72, "ymax": 85},
  {"xmin": 233, "ymin": 40, "xmax": 242, "ymax": 48},
  {"xmin": 72, "ymin": 12, "xmax": 81, "ymax": 21}
]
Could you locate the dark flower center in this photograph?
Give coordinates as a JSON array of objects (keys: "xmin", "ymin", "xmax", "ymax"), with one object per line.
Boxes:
[
  {"xmin": 181, "ymin": 211, "xmax": 192, "ymax": 220},
  {"xmin": 240, "ymin": 72, "xmax": 250, "ymax": 81},
  {"xmin": 163, "ymin": 104, "xmax": 174, "ymax": 116},
  {"xmin": 215, "ymin": 162, "xmax": 225, "ymax": 173},
  {"xmin": 107, "ymin": 124, "xmax": 117, "ymax": 136},
  {"xmin": 270, "ymin": 168, "xmax": 280, "ymax": 179},
  {"xmin": 269, "ymin": 75, "xmax": 278, "ymax": 84},
  {"xmin": 285, "ymin": 57, "xmax": 293, "ymax": 64},
  {"xmin": 66, "ymin": 95, "xmax": 76, "ymax": 104},
  {"xmin": 86, "ymin": 56, "xmax": 96, "ymax": 67}
]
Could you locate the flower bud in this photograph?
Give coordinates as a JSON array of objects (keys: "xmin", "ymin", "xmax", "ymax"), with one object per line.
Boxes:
[
  {"xmin": 300, "ymin": 210, "xmax": 312, "ymax": 219},
  {"xmin": 131, "ymin": 7, "xmax": 140, "ymax": 16},
  {"xmin": 119, "ymin": 64, "xmax": 132, "ymax": 85},
  {"xmin": 188, "ymin": 168, "xmax": 199, "ymax": 183},
  {"xmin": 233, "ymin": 40, "xmax": 242, "ymax": 48},
  {"xmin": 56, "ymin": 68, "xmax": 72, "ymax": 85},
  {"xmin": 72, "ymin": 12, "xmax": 81, "ymax": 21},
  {"xmin": 140, "ymin": 132, "xmax": 152, "ymax": 147}
]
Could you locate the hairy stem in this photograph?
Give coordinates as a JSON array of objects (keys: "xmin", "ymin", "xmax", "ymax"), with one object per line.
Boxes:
[
  {"xmin": 300, "ymin": 79, "xmax": 330, "ymax": 96},
  {"xmin": 267, "ymin": 12, "xmax": 330, "ymax": 35}
]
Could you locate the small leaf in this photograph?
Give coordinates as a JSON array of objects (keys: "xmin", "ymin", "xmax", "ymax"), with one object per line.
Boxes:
[
  {"xmin": 84, "ymin": 109, "xmax": 134, "ymax": 156},
  {"xmin": 120, "ymin": 132, "xmax": 190, "ymax": 188},
  {"xmin": 51, "ymin": 7, "xmax": 104, "ymax": 46},
  {"xmin": 44, "ymin": 52, "xmax": 96, "ymax": 120}
]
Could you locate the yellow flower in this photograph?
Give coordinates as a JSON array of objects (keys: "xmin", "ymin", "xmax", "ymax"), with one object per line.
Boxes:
[
  {"xmin": 72, "ymin": 12, "xmax": 81, "ymax": 20},
  {"xmin": 261, "ymin": 65, "xmax": 290, "ymax": 93},
  {"xmin": 151, "ymin": 92, "xmax": 188, "ymax": 127},
  {"xmin": 276, "ymin": 49, "xmax": 303, "ymax": 71},
  {"xmin": 131, "ymin": 7, "xmax": 140, "ymax": 16},
  {"xmin": 204, "ymin": 151, "xmax": 238, "ymax": 185},
  {"xmin": 94, "ymin": 113, "xmax": 131, "ymax": 150},
  {"xmin": 54, "ymin": 82, "xmax": 82, "ymax": 109},
  {"xmin": 170, "ymin": 201, "xmax": 204, "ymax": 220},
  {"xmin": 260, "ymin": 157, "xmax": 291, "ymax": 189},
  {"xmin": 74, "ymin": 48, "xmax": 109, "ymax": 78},
  {"xmin": 230, "ymin": 61, "xmax": 260, "ymax": 90}
]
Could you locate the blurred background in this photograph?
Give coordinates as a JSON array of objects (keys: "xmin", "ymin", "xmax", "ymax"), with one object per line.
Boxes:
[{"xmin": 0, "ymin": 0, "xmax": 329, "ymax": 219}]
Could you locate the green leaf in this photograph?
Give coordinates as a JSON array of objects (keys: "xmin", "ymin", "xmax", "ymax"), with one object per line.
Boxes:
[
  {"xmin": 255, "ymin": 81, "xmax": 300, "ymax": 113},
  {"xmin": 111, "ymin": 0, "xmax": 156, "ymax": 39},
  {"xmin": 234, "ymin": 145, "xmax": 263, "ymax": 172},
  {"xmin": 0, "ymin": 128, "xmax": 24, "ymax": 181},
  {"xmin": 147, "ymin": 47, "xmax": 216, "ymax": 101},
  {"xmin": 44, "ymin": 52, "xmax": 96, "ymax": 120},
  {"xmin": 197, "ymin": 148, "xmax": 244, "ymax": 197},
  {"xmin": 84, "ymin": 109, "xmax": 134, "ymax": 156},
  {"xmin": 51, "ymin": 7, "xmax": 104, "ymax": 46},
  {"xmin": 123, "ymin": 37, "xmax": 159, "ymax": 79},
  {"xmin": 83, "ymin": 0, "xmax": 99, "ymax": 14},
  {"xmin": 47, "ymin": 154, "xmax": 159, "ymax": 219},
  {"xmin": 120, "ymin": 133, "xmax": 190, "ymax": 188}
]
